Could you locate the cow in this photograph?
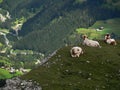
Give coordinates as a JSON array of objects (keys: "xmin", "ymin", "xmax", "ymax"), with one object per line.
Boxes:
[
  {"xmin": 70, "ymin": 46, "xmax": 83, "ymax": 57},
  {"xmin": 82, "ymin": 35, "xmax": 101, "ymax": 48}
]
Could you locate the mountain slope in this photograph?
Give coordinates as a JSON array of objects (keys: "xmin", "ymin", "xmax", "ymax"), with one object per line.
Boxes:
[
  {"xmin": 21, "ymin": 41, "xmax": 120, "ymax": 90},
  {"xmin": 19, "ymin": 0, "xmax": 120, "ymax": 36},
  {"xmin": 0, "ymin": 0, "xmax": 47, "ymax": 18},
  {"xmin": 66, "ymin": 18, "xmax": 120, "ymax": 45},
  {"xmin": 13, "ymin": 0, "xmax": 120, "ymax": 55}
]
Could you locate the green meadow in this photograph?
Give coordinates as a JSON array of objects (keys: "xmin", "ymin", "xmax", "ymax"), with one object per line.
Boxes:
[
  {"xmin": 0, "ymin": 68, "xmax": 22, "ymax": 79},
  {"xmin": 0, "ymin": 57, "xmax": 22, "ymax": 79},
  {"xmin": 76, "ymin": 18, "xmax": 120, "ymax": 39}
]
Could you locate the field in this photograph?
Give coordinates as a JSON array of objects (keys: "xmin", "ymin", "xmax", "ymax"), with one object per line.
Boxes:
[
  {"xmin": 76, "ymin": 18, "xmax": 120, "ymax": 39},
  {"xmin": 0, "ymin": 68, "xmax": 22, "ymax": 79},
  {"xmin": 0, "ymin": 56, "xmax": 22, "ymax": 79}
]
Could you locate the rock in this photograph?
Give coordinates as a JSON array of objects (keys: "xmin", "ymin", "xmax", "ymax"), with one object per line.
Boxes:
[{"xmin": 0, "ymin": 77, "xmax": 42, "ymax": 90}]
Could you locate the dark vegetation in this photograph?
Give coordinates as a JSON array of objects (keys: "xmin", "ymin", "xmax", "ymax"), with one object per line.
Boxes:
[
  {"xmin": 21, "ymin": 40, "xmax": 120, "ymax": 90},
  {"xmin": 9, "ymin": 0, "xmax": 120, "ymax": 55},
  {"xmin": 0, "ymin": 0, "xmax": 119, "ymax": 55},
  {"xmin": 0, "ymin": 79, "xmax": 6, "ymax": 87},
  {"xmin": 0, "ymin": 52, "xmax": 43, "ymax": 69}
]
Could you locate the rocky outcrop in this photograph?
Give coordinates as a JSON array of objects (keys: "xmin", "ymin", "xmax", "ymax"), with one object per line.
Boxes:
[{"xmin": 0, "ymin": 77, "xmax": 42, "ymax": 90}]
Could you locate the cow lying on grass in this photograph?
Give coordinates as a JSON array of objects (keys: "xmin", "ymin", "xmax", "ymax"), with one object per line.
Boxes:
[
  {"xmin": 82, "ymin": 35, "xmax": 101, "ymax": 48},
  {"xmin": 105, "ymin": 33, "xmax": 117, "ymax": 45},
  {"xmin": 70, "ymin": 46, "xmax": 83, "ymax": 57}
]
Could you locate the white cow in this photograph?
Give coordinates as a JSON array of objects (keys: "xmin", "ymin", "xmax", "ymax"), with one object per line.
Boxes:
[
  {"xmin": 70, "ymin": 46, "xmax": 83, "ymax": 57},
  {"xmin": 82, "ymin": 35, "xmax": 101, "ymax": 48}
]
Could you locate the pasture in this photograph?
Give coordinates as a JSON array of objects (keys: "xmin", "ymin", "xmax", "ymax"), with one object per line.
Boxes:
[{"xmin": 76, "ymin": 18, "xmax": 120, "ymax": 39}]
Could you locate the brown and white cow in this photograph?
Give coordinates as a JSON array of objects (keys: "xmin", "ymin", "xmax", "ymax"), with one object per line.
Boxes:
[{"xmin": 105, "ymin": 34, "xmax": 117, "ymax": 45}]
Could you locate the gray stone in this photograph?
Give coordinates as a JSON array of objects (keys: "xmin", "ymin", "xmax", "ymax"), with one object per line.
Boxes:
[{"xmin": 0, "ymin": 77, "xmax": 42, "ymax": 90}]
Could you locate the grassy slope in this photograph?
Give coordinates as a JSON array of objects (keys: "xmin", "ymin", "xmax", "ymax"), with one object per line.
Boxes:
[
  {"xmin": 76, "ymin": 18, "xmax": 120, "ymax": 39},
  {"xmin": 21, "ymin": 41, "xmax": 120, "ymax": 90},
  {"xmin": 0, "ymin": 56, "xmax": 22, "ymax": 79},
  {"xmin": 91, "ymin": 18, "xmax": 120, "ymax": 34},
  {"xmin": 0, "ymin": 68, "xmax": 22, "ymax": 79},
  {"xmin": 0, "ymin": 68, "xmax": 12, "ymax": 79}
]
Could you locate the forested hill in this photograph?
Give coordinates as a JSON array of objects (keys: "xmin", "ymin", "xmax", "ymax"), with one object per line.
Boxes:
[
  {"xmin": 19, "ymin": 0, "xmax": 120, "ymax": 36},
  {"xmin": 0, "ymin": 0, "xmax": 47, "ymax": 19},
  {"xmin": 1, "ymin": 0, "xmax": 120, "ymax": 55},
  {"xmin": 13, "ymin": 0, "xmax": 120, "ymax": 55}
]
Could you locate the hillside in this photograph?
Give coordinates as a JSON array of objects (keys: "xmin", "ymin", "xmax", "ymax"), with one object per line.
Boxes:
[
  {"xmin": 66, "ymin": 18, "xmax": 120, "ymax": 45},
  {"xmin": 0, "ymin": 0, "xmax": 46, "ymax": 19},
  {"xmin": 0, "ymin": 68, "xmax": 22, "ymax": 79},
  {"xmin": 21, "ymin": 41, "xmax": 120, "ymax": 90},
  {"xmin": 12, "ymin": 0, "xmax": 120, "ymax": 55},
  {"xmin": 0, "ymin": 0, "xmax": 120, "ymax": 81}
]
